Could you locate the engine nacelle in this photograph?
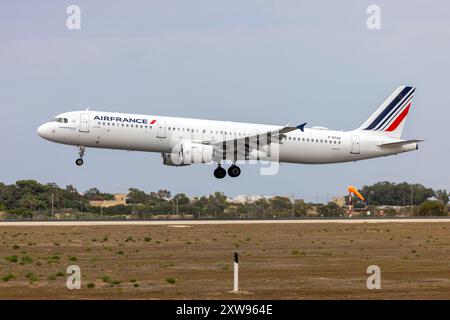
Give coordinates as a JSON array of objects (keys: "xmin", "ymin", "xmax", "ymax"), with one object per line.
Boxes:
[
  {"xmin": 163, "ymin": 142, "xmax": 215, "ymax": 166},
  {"xmin": 161, "ymin": 153, "xmax": 190, "ymax": 166}
]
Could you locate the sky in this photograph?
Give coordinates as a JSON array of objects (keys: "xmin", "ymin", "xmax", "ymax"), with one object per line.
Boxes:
[{"xmin": 0, "ymin": 1, "xmax": 449, "ymax": 202}]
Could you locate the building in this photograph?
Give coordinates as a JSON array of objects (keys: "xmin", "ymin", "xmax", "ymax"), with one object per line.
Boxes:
[
  {"xmin": 227, "ymin": 194, "xmax": 275, "ymax": 204},
  {"xmin": 89, "ymin": 194, "xmax": 127, "ymax": 208},
  {"xmin": 332, "ymin": 196, "xmax": 346, "ymax": 207}
]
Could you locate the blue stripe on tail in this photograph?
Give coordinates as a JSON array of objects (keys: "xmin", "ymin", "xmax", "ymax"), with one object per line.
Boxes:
[{"xmin": 363, "ymin": 86, "xmax": 413, "ymax": 130}]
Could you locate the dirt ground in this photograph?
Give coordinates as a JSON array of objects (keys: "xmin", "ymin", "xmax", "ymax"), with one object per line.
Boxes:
[{"xmin": 0, "ymin": 222, "xmax": 449, "ymax": 299}]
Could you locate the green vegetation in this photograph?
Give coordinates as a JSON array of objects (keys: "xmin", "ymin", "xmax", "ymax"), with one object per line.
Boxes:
[
  {"xmin": 418, "ymin": 200, "xmax": 446, "ymax": 216},
  {"xmin": 0, "ymin": 180, "xmax": 448, "ymax": 219},
  {"xmin": 20, "ymin": 255, "xmax": 33, "ymax": 264},
  {"xmin": 165, "ymin": 277, "xmax": 176, "ymax": 284},
  {"xmin": 101, "ymin": 275, "xmax": 120, "ymax": 286},
  {"xmin": 360, "ymin": 182, "xmax": 437, "ymax": 206},
  {"xmin": 25, "ymin": 272, "xmax": 37, "ymax": 283},
  {"xmin": 1, "ymin": 274, "xmax": 14, "ymax": 282},
  {"xmin": 5, "ymin": 255, "xmax": 18, "ymax": 263}
]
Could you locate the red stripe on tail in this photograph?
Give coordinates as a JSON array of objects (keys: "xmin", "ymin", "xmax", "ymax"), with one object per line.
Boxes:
[{"xmin": 385, "ymin": 103, "xmax": 410, "ymax": 132}]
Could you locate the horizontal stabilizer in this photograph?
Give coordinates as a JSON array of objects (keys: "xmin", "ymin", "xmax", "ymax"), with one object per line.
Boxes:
[{"xmin": 377, "ymin": 139, "xmax": 423, "ymax": 148}]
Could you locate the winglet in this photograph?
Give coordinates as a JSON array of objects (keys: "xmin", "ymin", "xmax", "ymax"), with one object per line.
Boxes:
[{"xmin": 296, "ymin": 122, "xmax": 307, "ymax": 132}]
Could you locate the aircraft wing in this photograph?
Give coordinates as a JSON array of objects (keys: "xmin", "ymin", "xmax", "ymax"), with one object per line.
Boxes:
[{"xmin": 199, "ymin": 122, "xmax": 307, "ymax": 154}]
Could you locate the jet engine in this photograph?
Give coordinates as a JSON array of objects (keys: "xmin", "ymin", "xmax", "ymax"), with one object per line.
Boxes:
[{"xmin": 162, "ymin": 142, "xmax": 215, "ymax": 166}]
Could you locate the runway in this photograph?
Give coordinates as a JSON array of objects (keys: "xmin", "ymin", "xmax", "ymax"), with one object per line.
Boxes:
[{"xmin": 0, "ymin": 218, "xmax": 449, "ymax": 226}]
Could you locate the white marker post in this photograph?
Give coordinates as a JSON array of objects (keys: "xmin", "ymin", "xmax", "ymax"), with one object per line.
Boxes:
[{"xmin": 233, "ymin": 252, "xmax": 239, "ymax": 292}]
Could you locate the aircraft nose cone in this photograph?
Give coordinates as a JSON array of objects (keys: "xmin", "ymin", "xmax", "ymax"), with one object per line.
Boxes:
[{"xmin": 37, "ymin": 123, "xmax": 50, "ymax": 139}]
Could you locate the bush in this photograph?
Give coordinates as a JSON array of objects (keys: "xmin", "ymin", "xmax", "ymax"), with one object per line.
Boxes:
[
  {"xmin": 165, "ymin": 277, "xmax": 176, "ymax": 284},
  {"xmin": 1, "ymin": 274, "xmax": 14, "ymax": 282},
  {"xmin": 417, "ymin": 200, "xmax": 446, "ymax": 216},
  {"xmin": 5, "ymin": 255, "xmax": 18, "ymax": 263}
]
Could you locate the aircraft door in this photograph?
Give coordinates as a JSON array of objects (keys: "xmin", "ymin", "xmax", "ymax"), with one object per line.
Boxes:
[
  {"xmin": 350, "ymin": 135, "xmax": 360, "ymax": 154},
  {"xmin": 157, "ymin": 120, "xmax": 166, "ymax": 138},
  {"xmin": 79, "ymin": 113, "xmax": 90, "ymax": 133}
]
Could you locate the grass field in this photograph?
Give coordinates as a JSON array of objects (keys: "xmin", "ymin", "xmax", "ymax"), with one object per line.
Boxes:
[{"xmin": 0, "ymin": 222, "xmax": 449, "ymax": 299}]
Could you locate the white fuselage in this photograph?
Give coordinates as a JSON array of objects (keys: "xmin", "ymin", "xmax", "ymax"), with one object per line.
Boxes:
[{"xmin": 37, "ymin": 110, "xmax": 418, "ymax": 165}]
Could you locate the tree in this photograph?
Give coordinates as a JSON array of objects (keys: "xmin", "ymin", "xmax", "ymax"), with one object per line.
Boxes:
[
  {"xmin": 206, "ymin": 192, "xmax": 228, "ymax": 217},
  {"xmin": 19, "ymin": 194, "xmax": 40, "ymax": 211},
  {"xmin": 84, "ymin": 187, "xmax": 114, "ymax": 200},
  {"xmin": 318, "ymin": 202, "xmax": 345, "ymax": 217},
  {"xmin": 65, "ymin": 185, "xmax": 78, "ymax": 194},
  {"xmin": 127, "ymin": 188, "xmax": 148, "ymax": 204},
  {"xmin": 173, "ymin": 193, "xmax": 190, "ymax": 206},
  {"xmin": 417, "ymin": 200, "xmax": 446, "ymax": 216},
  {"xmin": 157, "ymin": 189, "xmax": 171, "ymax": 200},
  {"xmin": 268, "ymin": 196, "xmax": 292, "ymax": 216},
  {"xmin": 294, "ymin": 199, "xmax": 309, "ymax": 217},
  {"xmin": 360, "ymin": 181, "xmax": 434, "ymax": 206},
  {"xmin": 435, "ymin": 189, "xmax": 449, "ymax": 205}
]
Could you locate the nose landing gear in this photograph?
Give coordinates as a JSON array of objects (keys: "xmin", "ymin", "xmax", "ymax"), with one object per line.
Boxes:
[{"xmin": 75, "ymin": 146, "xmax": 86, "ymax": 166}]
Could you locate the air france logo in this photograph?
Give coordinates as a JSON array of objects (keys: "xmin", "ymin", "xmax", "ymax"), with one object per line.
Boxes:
[{"xmin": 94, "ymin": 115, "xmax": 156, "ymax": 125}]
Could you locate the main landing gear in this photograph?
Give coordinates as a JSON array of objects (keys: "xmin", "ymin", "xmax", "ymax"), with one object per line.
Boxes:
[
  {"xmin": 75, "ymin": 146, "xmax": 86, "ymax": 166},
  {"xmin": 228, "ymin": 165, "xmax": 241, "ymax": 178},
  {"xmin": 214, "ymin": 165, "xmax": 226, "ymax": 179},
  {"xmin": 213, "ymin": 164, "xmax": 241, "ymax": 179}
]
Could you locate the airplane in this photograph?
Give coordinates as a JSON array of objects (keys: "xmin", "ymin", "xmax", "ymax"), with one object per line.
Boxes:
[{"xmin": 37, "ymin": 86, "xmax": 422, "ymax": 179}]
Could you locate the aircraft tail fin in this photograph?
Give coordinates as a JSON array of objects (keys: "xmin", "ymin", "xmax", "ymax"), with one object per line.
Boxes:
[{"xmin": 356, "ymin": 86, "xmax": 415, "ymax": 139}]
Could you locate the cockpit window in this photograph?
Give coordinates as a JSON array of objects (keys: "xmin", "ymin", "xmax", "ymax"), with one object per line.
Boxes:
[{"xmin": 52, "ymin": 118, "xmax": 68, "ymax": 123}]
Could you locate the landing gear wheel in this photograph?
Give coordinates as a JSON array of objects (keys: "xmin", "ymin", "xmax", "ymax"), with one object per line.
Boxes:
[
  {"xmin": 214, "ymin": 165, "xmax": 226, "ymax": 179},
  {"xmin": 228, "ymin": 165, "xmax": 241, "ymax": 178},
  {"xmin": 75, "ymin": 146, "xmax": 86, "ymax": 166}
]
